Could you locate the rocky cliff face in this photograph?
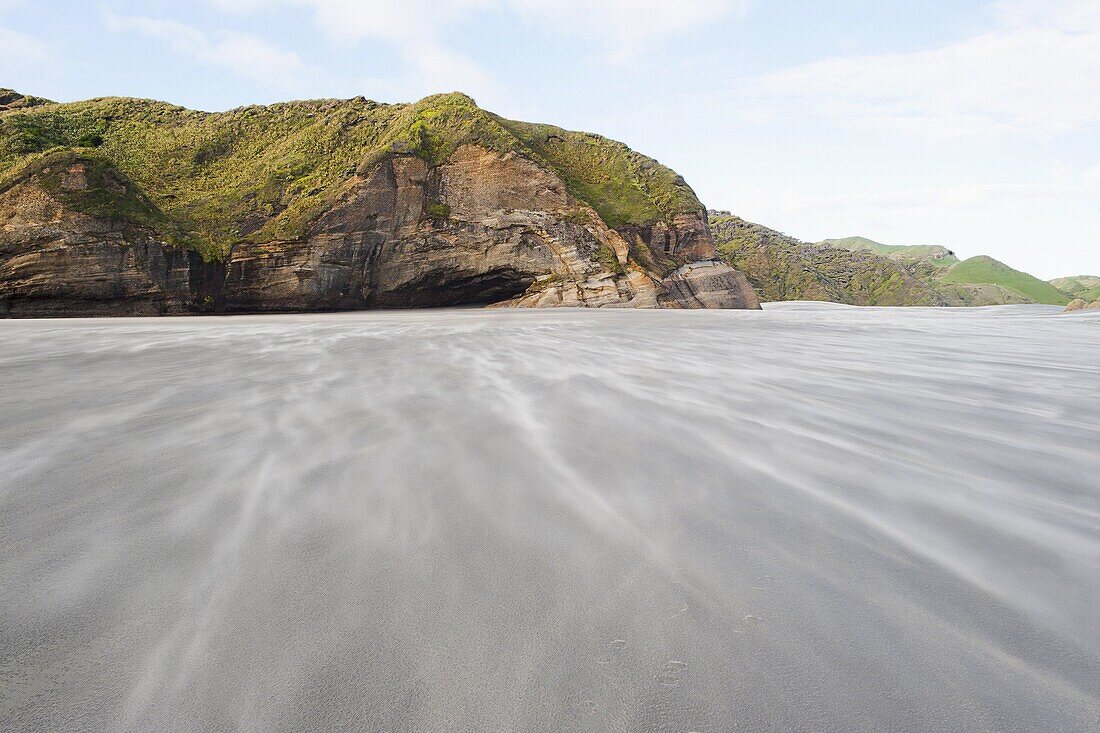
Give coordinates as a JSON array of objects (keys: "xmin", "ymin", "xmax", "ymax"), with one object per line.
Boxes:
[
  {"xmin": 1064, "ymin": 298, "xmax": 1100, "ymax": 312},
  {"xmin": 0, "ymin": 93, "xmax": 758, "ymax": 316},
  {"xmin": 0, "ymin": 161, "xmax": 204, "ymax": 316},
  {"xmin": 223, "ymin": 145, "xmax": 754, "ymax": 311}
]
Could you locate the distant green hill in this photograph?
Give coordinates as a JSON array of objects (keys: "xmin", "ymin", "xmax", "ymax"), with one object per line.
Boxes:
[
  {"xmin": 711, "ymin": 214, "xmax": 1074, "ymax": 307},
  {"xmin": 819, "ymin": 236, "xmax": 957, "ymax": 265},
  {"xmin": 1050, "ymin": 275, "xmax": 1100, "ymax": 302},
  {"xmin": 940, "ymin": 256, "xmax": 1069, "ymax": 305},
  {"xmin": 711, "ymin": 214, "xmax": 943, "ymax": 306}
]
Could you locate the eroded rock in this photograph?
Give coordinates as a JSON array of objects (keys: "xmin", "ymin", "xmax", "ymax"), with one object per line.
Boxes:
[
  {"xmin": 1064, "ymin": 298, "xmax": 1100, "ymax": 312},
  {"xmin": 1, "ymin": 146, "xmax": 759, "ymax": 315}
]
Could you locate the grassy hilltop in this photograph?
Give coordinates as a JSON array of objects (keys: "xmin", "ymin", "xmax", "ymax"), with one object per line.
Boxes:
[
  {"xmin": 0, "ymin": 90, "xmax": 702, "ymax": 261},
  {"xmin": 818, "ymin": 236, "xmax": 957, "ymax": 266},
  {"xmin": 938, "ymin": 256, "xmax": 1069, "ymax": 305}
]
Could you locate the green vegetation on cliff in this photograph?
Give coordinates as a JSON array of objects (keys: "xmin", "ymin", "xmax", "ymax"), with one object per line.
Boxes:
[
  {"xmin": 0, "ymin": 89, "xmax": 52, "ymax": 112},
  {"xmin": 501, "ymin": 121, "xmax": 699, "ymax": 229},
  {"xmin": 0, "ymin": 150, "xmax": 197, "ymax": 246},
  {"xmin": 0, "ymin": 91, "xmax": 702, "ymax": 260},
  {"xmin": 939, "ymin": 256, "xmax": 1069, "ymax": 305}
]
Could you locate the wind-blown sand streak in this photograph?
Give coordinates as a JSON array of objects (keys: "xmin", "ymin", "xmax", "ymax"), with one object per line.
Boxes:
[{"xmin": 1, "ymin": 303, "xmax": 1098, "ymax": 732}]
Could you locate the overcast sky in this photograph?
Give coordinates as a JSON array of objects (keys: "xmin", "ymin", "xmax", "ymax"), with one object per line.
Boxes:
[{"xmin": 3, "ymin": 0, "xmax": 1097, "ymax": 278}]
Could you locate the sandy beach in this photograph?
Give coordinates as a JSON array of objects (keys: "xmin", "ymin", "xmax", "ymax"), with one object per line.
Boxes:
[{"xmin": 1, "ymin": 303, "xmax": 1098, "ymax": 732}]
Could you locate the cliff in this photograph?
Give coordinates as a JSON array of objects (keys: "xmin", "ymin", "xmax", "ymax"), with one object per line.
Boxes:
[
  {"xmin": 1064, "ymin": 298, "xmax": 1100, "ymax": 312},
  {"xmin": 0, "ymin": 92, "xmax": 758, "ymax": 316}
]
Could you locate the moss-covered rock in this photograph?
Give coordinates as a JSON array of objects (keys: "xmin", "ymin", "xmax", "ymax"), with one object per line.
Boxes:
[{"xmin": 1, "ymin": 151, "xmax": 195, "ymax": 245}]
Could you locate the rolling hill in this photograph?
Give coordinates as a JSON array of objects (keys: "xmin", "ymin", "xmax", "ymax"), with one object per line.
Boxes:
[
  {"xmin": 712, "ymin": 215, "xmax": 1070, "ymax": 307},
  {"xmin": 819, "ymin": 236, "xmax": 957, "ymax": 265},
  {"xmin": 939, "ymin": 256, "xmax": 1069, "ymax": 305},
  {"xmin": 1050, "ymin": 275, "xmax": 1100, "ymax": 302}
]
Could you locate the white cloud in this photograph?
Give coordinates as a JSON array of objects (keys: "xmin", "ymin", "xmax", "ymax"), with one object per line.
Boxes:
[
  {"xmin": 736, "ymin": 0, "xmax": 1100, "ymax": 141},
  {"xmin": 505, "ymin": 0, "xmax": 748, "ymax": 62},
  {"xmin": 205, "ymin": 0, "xmax": 750, "ymax": 99},
  {"xmin": 993, "ymin": 0, "xmax": 1100, "ymax": 30},
  {"xmin": 208, "ymin": 0, "xmax": 499, "ymax": 101},
  {"xmin": 771, "ymin": 182, "xmax": 1071, "ymax": 214},
  {"xmin": 102, "ymin": 11, "xmax": 306, "ymax": 89},
  {"xmin": 210, "ymin": 0, "xmax": 746, "ymax": 46},
  {"xmin": 1083, "ymin": 164, "xmax": 1100, "ymax": 183},
  {"xmin": 1, "ymin": 0, "xmax": 48, "ymax": 67},
  {"xmin": 0, "ymin": 25, "xmax": 46, "ymax": 64}
]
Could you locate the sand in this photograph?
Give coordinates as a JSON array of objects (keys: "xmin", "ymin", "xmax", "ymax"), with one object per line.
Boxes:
[{"xmin": 1, "ymin": 303, "xmax": 1098, "ymax": 732}]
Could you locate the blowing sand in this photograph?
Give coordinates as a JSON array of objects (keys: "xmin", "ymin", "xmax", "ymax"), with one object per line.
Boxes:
[{"xmin": 1, "ymin": 303, "xmax": 1098, "ymax": 732}]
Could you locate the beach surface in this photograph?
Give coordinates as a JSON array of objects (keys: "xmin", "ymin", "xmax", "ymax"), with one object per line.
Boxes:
[{"xmin": 2, "ymin": 303, "xmax": 1098, "ymax": 732}]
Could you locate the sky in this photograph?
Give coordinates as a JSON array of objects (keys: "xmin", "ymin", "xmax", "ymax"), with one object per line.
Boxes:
[{"xmin": 2, "ymin": 0, "xmax": 1098, "ymax": 278}]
